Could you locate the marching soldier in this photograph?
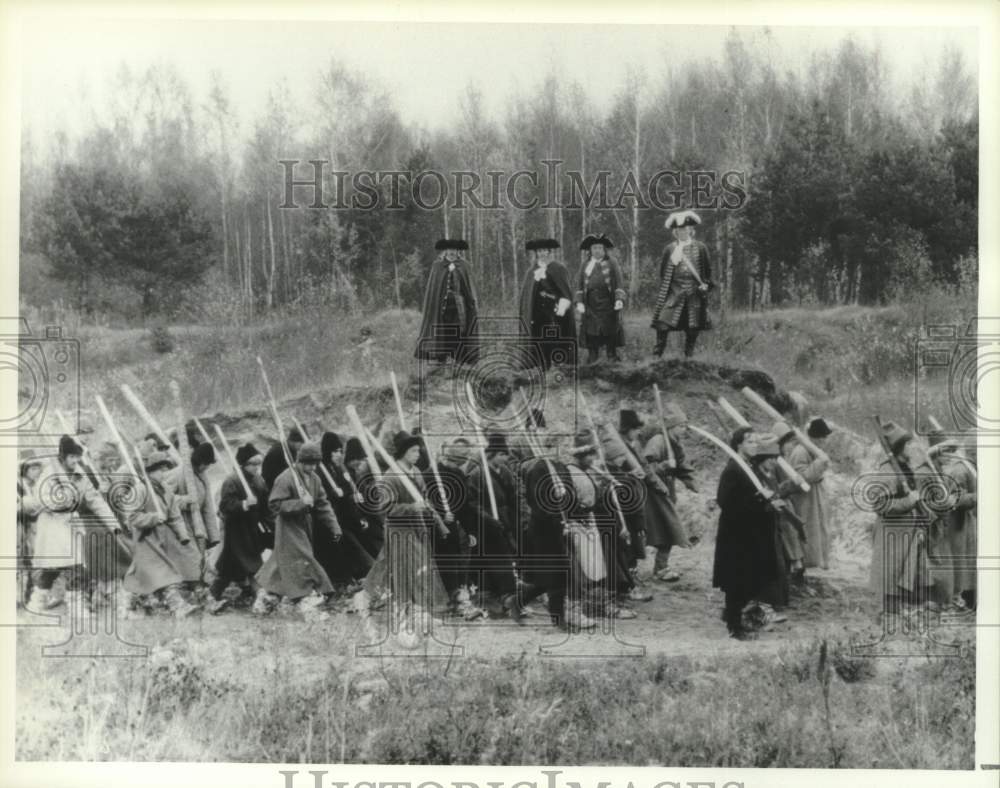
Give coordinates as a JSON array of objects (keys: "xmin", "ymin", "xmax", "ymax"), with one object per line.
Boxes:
[
  {"xmin": 641, "ymin": 403, "xmax": 699, "ymax": 582},
  {"xmin": 17, "ymin": 451, "xmax": 44, "ymax": 608},
  {"xmin": 466, "ymin": 432, "xmax": 521, "ymax": 619},
  {"xmin": 209, "ymin": 443, "xmax": 271, "ymax": 613},
  {"xmin": 262, "ymin": 428, "xmax": 305, "ymax": 491},
  {"xmin": 565, "ymin": 431, "xmax": 636, "ymax": 620},
  {"xmin": 712, "ymin": 431, "xmax": 790, "ymax": 639},
  {"xmin": 651, "ymin": 210, "xmax": 714, "ymax": 358},
  {"xmin": 790, "ymin": 417, "xmax": 834, "ymax": 573},
  {"xmin": 414, "ymin": 238, "xmax": 481, "ymax": 365},
  {"xmin": 29, "ymin": 436, "xmax": 123, "ymax": 614},
  {"xmin": 575, "ymin": 234, "xmax": 626, "ymax": 363},
  {"xmin": 122, "ymin": 450, "xmax": 201, "ymax": 618},
  {"xmin": 254, "ymin": 441, "xmax": 342, "ymax": 619},
  {"xmin": 518, "ymin": 238, "xmax": 577, "ymax": 370},
  {"xmin": 928, "ymin": 431, "xmax": 977, "ymax": 611},
  {"xmin": 869, "ymin": 421, "xmax": 953, "ymax": 612}
]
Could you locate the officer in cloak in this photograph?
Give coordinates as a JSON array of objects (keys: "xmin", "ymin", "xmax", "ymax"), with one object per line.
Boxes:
[{"xmin": 414, "ymin": 238, "xmax": 481, "ymax": 365}]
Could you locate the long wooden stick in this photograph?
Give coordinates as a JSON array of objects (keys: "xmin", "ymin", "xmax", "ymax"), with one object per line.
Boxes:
[
  {"xmin": 95, "ymin": 396, "xmax": 139, "ymax": 479},
  {"xmin": 169, "ymin": 380, "xmax": 206, "ymax": 538},
  {"xmin": 741, "ymin": 387, "xmax": 828, "ymax": 461},
  {"xmin": 517, "ymin": 388, "xmax": 567, "ymax": 497},
  {"xmin": 256, "ymin": 356, "xmax": 306, "ymax": 496},
  {"xmin": 717, "ymin": 396, "xmax": 751, "ymax": 428},
  {"xmin": 652, "ymin": 384, "xmax": 676, "ymax": 468},
  {"xmin": 192, "ymin": 417, "xmax": 212, "ymax": 447},
  {"xmin": 705, "ymin": 400, "xmax": 731, "ymax": 433},
  {"xmin": 132, "ymin": 447, "xmax": 166, "ymax": 520},
  {"xmin": 119, "ymin": 384, "xmax": 182, "ymax": 464},
  {"xmin": 390, "ymin": 371, "xmax": 408, "ymax": 431},
  {"xmin": 423, "ymin": 434, "xmax": 452, "ymax": 519},
  {"xmin": 362, "ymin": 425, "xmax": 448, "ymax": 538},
  {"xmin": 578, "ymin": 391, "xmax": 629, "ymax": 539},
  {"xmin": 212, "ymin": 423, "xmax": 253, "ymax": 499},
  {"xmin": 465, "ymin": 382, "xmax": 499, "ymax": 520},
  {"xmin": 777, "ymin": 456, "xmax": 810, "ymax": 492},
  {"xmin": 345, "ymin": 405, "xmax": 383, "ymax": 480},
  {"xmin": 685, "ymin": 424, "xmax": 770, "ymax": 497}
]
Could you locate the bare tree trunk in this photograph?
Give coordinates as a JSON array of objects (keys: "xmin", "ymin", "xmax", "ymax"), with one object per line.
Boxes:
[
  {"xmin": 496, "ymin": 224, "xmax": 505, "ymax": 302},
  {"xmin": 245, "ymin": 211, "xmax": 254, "ymax": 319},
  {"xmin": 509, "ymin": 213, "xmax": 519, "ymax": 309},
  {"xmin": 629, "ymin": 93, "xmax": 641, "ymax": 302},
  {"xmin": 265, "ymin": 193, "xmax": 277, "ymax": 309}
]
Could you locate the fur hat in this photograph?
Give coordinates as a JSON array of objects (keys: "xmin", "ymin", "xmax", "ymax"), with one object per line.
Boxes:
[
  {"xmin": 393, "ymin": 431, "xmax": 423, "ymax": 460},
  {"xmin": 321, "ymin": 431, "xmax": 343, "ymax": 458},
  {"xmin": 580, "ymin": 234, "xmax": 614, "ymax": 251},
  {"xmin": 287, "ymin": 428, "xmax": 305, "ymax": 445},
  {"xmin": 664, "ymin": 210, "xmax": 701, "ymax": 230},
  {"xmin": 235, "ymin": 443, "xmax": 260, "ymax": 466},
  {"xmin": 619, "ymin": 409, "xmax": 643, "ymax": 433},
  {"xmin": 58, "ymin": 435, "xmax": 84, "ymax": 458},
  {"xmin": 882, "ymin": 421, "xmax": 913, "ymax": 456},
  {"xmin": 807, "ymin": 417, "xmax": 832, "ymax": 439},
  {"xmin": 191, "ymin": 442, "xmax": 216, "ymax": 468},
  {"xmin": 434, "ymin": 238, "xmax": 469, "ymax": 251},
  {"xmin": 344, "ymin": 437, "xmax": 366, "ymax": 464},
  {"xmin": 296, "ymin": 441, "xmax": 322, "ymax": 463},
  {"xmin": 144, "ymin": 450, "xmax": 173, "ymax": 473}
]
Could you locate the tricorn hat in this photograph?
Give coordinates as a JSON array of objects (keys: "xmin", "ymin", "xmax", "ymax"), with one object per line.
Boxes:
[
  {"xmin": 527, "ymin": 238, "xmax": 560, "ymax": 251},
  {"xmin": 807, "ymin": 417, "xmax": 832, "ymax": 439},
  {"xmin": 664, "ymin": 210, "xmax": 701, "ymax": 230},
  {"xmin": 881, "ymin": 421, "xmax": 913, "ymax": 456},
  {"xmin": 435, "ymin": 238, "xmax": 469, "ymax": 251},
  {"xmin": 580, "ymin": 234, "xmax": 614, "ymax": 251},
  {"xmin": 235, "ymin": 443, "xmax": 260, "ymax": 466},
  {"xmin": 619, "ymin": 409, "xmax": 643, "ymax": 433}
]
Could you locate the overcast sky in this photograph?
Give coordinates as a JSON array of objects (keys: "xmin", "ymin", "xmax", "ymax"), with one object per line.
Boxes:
[{"xmin": 18, "ymin": 17, "xmax": 979, "ymax": 146}]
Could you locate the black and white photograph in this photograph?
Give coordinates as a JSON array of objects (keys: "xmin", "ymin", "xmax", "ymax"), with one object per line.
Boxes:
[{"xmin": 2, "ymin": 0, "xmax": 997, "ymax": 780}]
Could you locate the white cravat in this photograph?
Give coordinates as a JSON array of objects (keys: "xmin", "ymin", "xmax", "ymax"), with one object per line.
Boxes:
[
  {"xmin": 584, "ymin": 258, "xmax": 598, "ymax": 277},
  {"xmin": 670, "ymin": 239, "xmax": 693, "ymax": 265}
]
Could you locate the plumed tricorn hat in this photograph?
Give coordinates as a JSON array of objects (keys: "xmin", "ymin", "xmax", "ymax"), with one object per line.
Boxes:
[{"xmin": 664, "ymin": 210, "xmax": 701, "ymax": 230}]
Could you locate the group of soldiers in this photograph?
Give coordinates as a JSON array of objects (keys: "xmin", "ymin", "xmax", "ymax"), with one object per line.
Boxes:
[
  {"xmin": 14, "ymin": 396, "xmax": 979, "ymax": 641},
  {"xmin": 414, "ymin": 209, "xmax": 715, "ymax": 368},
  {"xmin": 15, "ymin": 401, "xmax": 704, "ymax": 631}
]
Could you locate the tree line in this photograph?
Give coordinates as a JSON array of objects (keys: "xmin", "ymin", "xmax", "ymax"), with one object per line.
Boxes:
[{"xmin": 19, "ymin": 30, "xmax": 978, "ymax": 323}]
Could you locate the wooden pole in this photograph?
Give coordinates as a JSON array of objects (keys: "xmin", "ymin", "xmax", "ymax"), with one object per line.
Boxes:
[
  {"xmin": 119, "ymin": 384, "xmax": 182, "ymax": 464},
  {"xmin": 465, "ymin": 382, "xmax": 499, "ymax": 519},
  {"xmin": 345, "ymin": 405, "xmax": 383, "ymax": 480},
  {"xmin": 212, "ymin": 423, "xmax": 254, "ymax": 499},
  {"xmin": 390, "ymin": 371, "xmax": 408, "ymax": 431}
]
